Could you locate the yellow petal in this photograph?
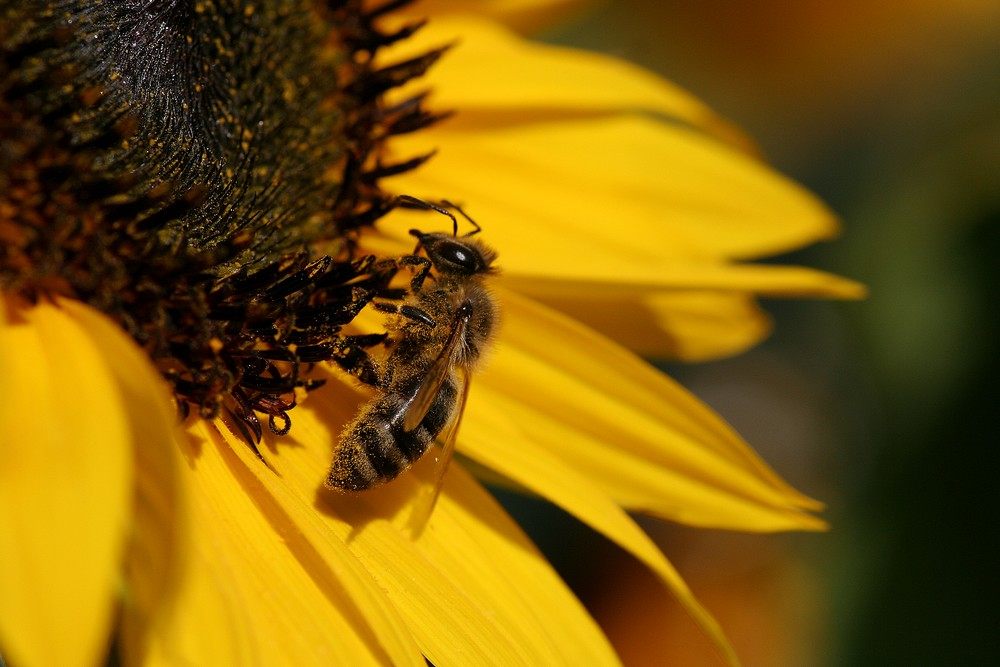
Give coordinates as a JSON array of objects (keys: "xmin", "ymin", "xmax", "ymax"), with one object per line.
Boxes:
[
  {"xmin": 246, "ymin": 381, "xmax": 621, "ymax": 666},
  {"xmin": 524, "ymin": 288, "xmax": 774, "ymax": 361},
  {"xmin": 501, "ymin": 262, "xmax": 866, "ymax": 298},
  {"xmin": 136, "ymin": 523, "xmax": 256, "ymax": 667},
  {"xmin": 380, "ymin": 15, "xmax": 750, "ymax": 147},
  {"xmin": 354, "ymin": 216, "xmax": 860, "ymax": 363},
  {"xmin": 143, "ymin": 418, "xmax": 424, "ymax": 667},
  {"xmin": 473, "ymin": 290, "xmax": 826, "ymax": 529},
  {"xmin": 395, "ymin": 0, "xmax": 591, "ymax": 35},
  {"xmin": 387, "ymin": 114, "xmax": 838, "ymax": 262},
  {"xmin": 55, "ymin": 300, "xmax": 192, "ymax": 667},
  {"xmin": 458, "ymin": 425, "xmax": 741, "ymax": 667},
  {"xmin": 501, "ymin": 266, "xmax": 864, "ymax": 360},
  {"xmin": 0, "ymin": 296, "xmax": 132, "ymax": 667}
]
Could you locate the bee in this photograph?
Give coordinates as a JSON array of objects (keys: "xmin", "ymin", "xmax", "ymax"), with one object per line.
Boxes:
[{"xmin": 326, "ymin": 198, "xmax": 499, "ymax": 509}]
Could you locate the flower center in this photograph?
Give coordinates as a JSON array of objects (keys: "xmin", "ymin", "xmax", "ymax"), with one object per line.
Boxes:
[{"xmin": 0, "ymin": 0, "xmax": 445, "ymax": 438}]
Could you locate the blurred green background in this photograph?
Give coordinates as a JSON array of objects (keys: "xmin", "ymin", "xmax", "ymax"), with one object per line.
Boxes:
[{"xmin": 499, "ymin": 1, "xmax": 999, "ymax": 664}]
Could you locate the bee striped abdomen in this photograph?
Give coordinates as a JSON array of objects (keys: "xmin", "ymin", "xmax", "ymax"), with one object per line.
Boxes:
[{"xmin": 328, "ymin": 371, "xmax": 458, "ymax": 491}]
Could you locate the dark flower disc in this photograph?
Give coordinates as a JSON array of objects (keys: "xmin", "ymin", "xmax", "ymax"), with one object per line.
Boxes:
[{"xmin": 0, "ymin": 0, "xmax": 448, "ymax": 438}]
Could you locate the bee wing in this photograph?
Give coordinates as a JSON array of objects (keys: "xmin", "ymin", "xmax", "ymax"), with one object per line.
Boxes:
[
  {"xmin": 402, "ymin": 310, "xmax": 468, "ymax": 433},
  {"xmin": 408, "ymin": 367, "xmax": 471, "ymax": 537}
]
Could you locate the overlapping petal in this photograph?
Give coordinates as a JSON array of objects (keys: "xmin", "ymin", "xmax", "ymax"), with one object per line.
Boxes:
[
  {"xmin": 502, "ymin": 264, "xmax": 863, "ymax": 359},
  {"xmin": 0, "ymin": 297, "xmax": 131, "ymax": 667},
  {"xmin": 373, "ymin": 16, "xmax": 862, "ymax": 363},
  {"xmin": 520, "ymin": 288, "xmax": 774, "ymax": 360},
  {"xmin": 361, "ymin": 212, "xmax": 861, "ymax": 362},
  {"xmin": 138, "ymin": 418, "xmax": 424, "ymax": 667},
  {"xmin": 0, "ymin": 297, "xmax": 193, "ymax": 667},
  {"xmin": 224, "ymin": 382, "xmax": 623, "ymax": 666},
  {"xmin": 57, "ymin": 301, "xmax": 192, "ymax": 667},
  {"xmin": 387, "ymin": 114, "xmax": 844, "ymax": 265},
  {"xmin": 380, "ymin": 14, "xmax": 750, "ymax": 147},
  {"xmin": 471, "ymin": 291, "xmax": 825, "ymax": 530},
  {"xmin": 394, "ymin": 0, "xmax": 590, "ymax": 35},
  {"xmin": 382, "ymin": 17, "xmax": 839, "ymax": 259}
]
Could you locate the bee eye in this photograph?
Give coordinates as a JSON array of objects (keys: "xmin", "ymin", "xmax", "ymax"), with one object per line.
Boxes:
[{"xmin": 437, "ymin": 240, "xmax": 482, "ymax": 272}]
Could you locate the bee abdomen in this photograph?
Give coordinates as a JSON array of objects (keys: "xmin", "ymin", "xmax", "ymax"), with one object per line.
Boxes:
[{"xmin": 326, "ymin": 375, "xmax": 458, "ymax": 491}]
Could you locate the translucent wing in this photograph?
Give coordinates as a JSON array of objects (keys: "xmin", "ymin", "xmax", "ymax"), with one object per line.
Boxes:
[
  {"xmin": 403, "ymin": 307, "xmax": 469, "ymax": 432},
  {"xmin": 408, "ymin": 367, "xmax": 471, "ymax": 537}
]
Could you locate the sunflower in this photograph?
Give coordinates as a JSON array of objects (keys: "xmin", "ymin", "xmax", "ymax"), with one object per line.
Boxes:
[{"xmin": 0, "ymin": 1, "xmax": 861, "ymax": 666}]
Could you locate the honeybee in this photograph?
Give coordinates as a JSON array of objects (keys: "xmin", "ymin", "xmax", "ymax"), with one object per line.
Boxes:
[{"xmin": 326, "ymin": 198, "xmax": 499, "ymax": 510}]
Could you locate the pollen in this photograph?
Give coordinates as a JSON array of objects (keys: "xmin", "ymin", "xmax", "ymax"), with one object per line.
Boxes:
[{"xmin": 0, "ymin": 0, "xmax": 448, "ymax": 438}]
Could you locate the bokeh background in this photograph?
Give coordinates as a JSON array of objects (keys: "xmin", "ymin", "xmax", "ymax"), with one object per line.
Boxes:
[{"xmin": 498, "ymin": 1, "xmax": 1000, "ymax": 664}]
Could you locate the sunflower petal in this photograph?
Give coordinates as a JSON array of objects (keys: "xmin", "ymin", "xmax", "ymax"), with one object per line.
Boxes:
[
  {"xmin": 130, "ymin": 510, "xmax": 255, "ymax": 667},
  {"xmin": 357, "ymin": 216, "xmax": 860, "ymax": 362},
  {"xmin": 523, "ymin": 288, "xmax": 774, "ymax": 361},
  {"xmin": 471, "ymin": 291, "xmax": 826, "ymax": 527},
  {"xmin": 381, "ymin": 15, "xmax": 750, "ymax": 146},
  {"xmin": 142, "ymin": 418, "xmax": 424, "ymax": 667},
  {"xmin": 459, "ymin": 426, "xmax": 741, "ymax": 666},
  {"xmin": 252, "ymin": 381, "xmax": 622, "ymax": 666},
  {"xmin": 387, "ymin": 114, "xmax": 838, "ymax": 261},
  {"xmin": 501, "ymin": 263, "xmax": 866, "ymax": 298},
  {"xmin": 500, "ymin": 266, "xmax": 863, "ymax": 360},
  {"xmin": 0, "ymin": 296, "xmax": 132, "ymax": 667},
  {"xmin": 396, "ymin": 1, "xmax": 589, "ymax": 34},
  {"xmin": 55, "ymin": 300, "xmax": 192, "ymax": 667}
]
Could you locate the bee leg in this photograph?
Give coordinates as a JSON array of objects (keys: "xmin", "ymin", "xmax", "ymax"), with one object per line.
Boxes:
[
  {"xmin": 330, "ymin": 335, "xmax": 385, "ymax": 387},
  {"xmin": 369, "ymin": 254, "xmax": 432, "ymax": 291},
  {"xmin": 373, "ymin": 301, "xmax": 436, "ymax": 327},
  {"xmin": 399, "ymin": 254, "xmax": 432, "ymax": 291}
]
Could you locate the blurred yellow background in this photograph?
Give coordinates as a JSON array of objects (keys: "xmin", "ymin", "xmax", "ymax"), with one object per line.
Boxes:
[{"xmin": 497, "ymin": 1, "xmax": 1000, "ymax": 664}]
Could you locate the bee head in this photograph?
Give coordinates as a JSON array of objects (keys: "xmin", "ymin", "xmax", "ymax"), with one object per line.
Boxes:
[{"xmin": 410, "ymin": 230, "xmax": 497, "ymax": 276}]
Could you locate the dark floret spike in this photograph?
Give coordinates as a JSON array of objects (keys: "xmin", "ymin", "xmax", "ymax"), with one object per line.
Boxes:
[
  {"xmin": 294, "ymin": 343, "xmax": 335, "ymax": 363},
  {"xmin": 226, "ymin": 406, "xmax": 265, "ymax": 458},
  {"xmin": 226, "ymin": 260, "xmax": 297, "ymax": 298},
  {"xmin": 260, "ymin": 257, "xmax": 333, "ymax": 302},
  {"xmin": 1, "ymin": 0, "xmax": 446, "ymax": 446},
  {"xmin": 315, "ymin": 255, "xmax": 375, "ymax": 287},
  {"xmin": 176, "ymin": 399, "xmax": 190, "ymax": 423},
  {"xmin": 268, "ymin": 412, "xmax": 292, "ymax": 437},
  {"xmin": 239, "ymin": 374, "xmax": 299, "ymax": 395},
  {"xmin": 346, "ymin": 47, "xmax": 450, "ymax": 101},
  {"xmin": 364, "ymin": 0, "xmax": 419, "ymax": 21},
  {"xmin": 331, "ymin": 0, "xmax": 420, "ymax": 53},
  {"xmin": 231, "ymin": 389, "xmax": 264, "ymax": 446},
  {"xmin": 370, "ymin": 20, "xmax": 428, "ymax": 50},
  {"xmin": 240, "ymin": 348, "xmax": 300, "ymax": 364}
]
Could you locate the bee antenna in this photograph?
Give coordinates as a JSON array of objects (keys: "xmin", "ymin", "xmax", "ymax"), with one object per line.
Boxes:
[
  {"xmin": 395, "ymin": 195, "xmax": 482, "ymax": 236},
  {"xmin": 395, "ymin": 194, "xmax": 459, "ymax": 236},
  {"xmin": 440, "ymin": 199, "xmax": 481, "ymax": 237}
]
